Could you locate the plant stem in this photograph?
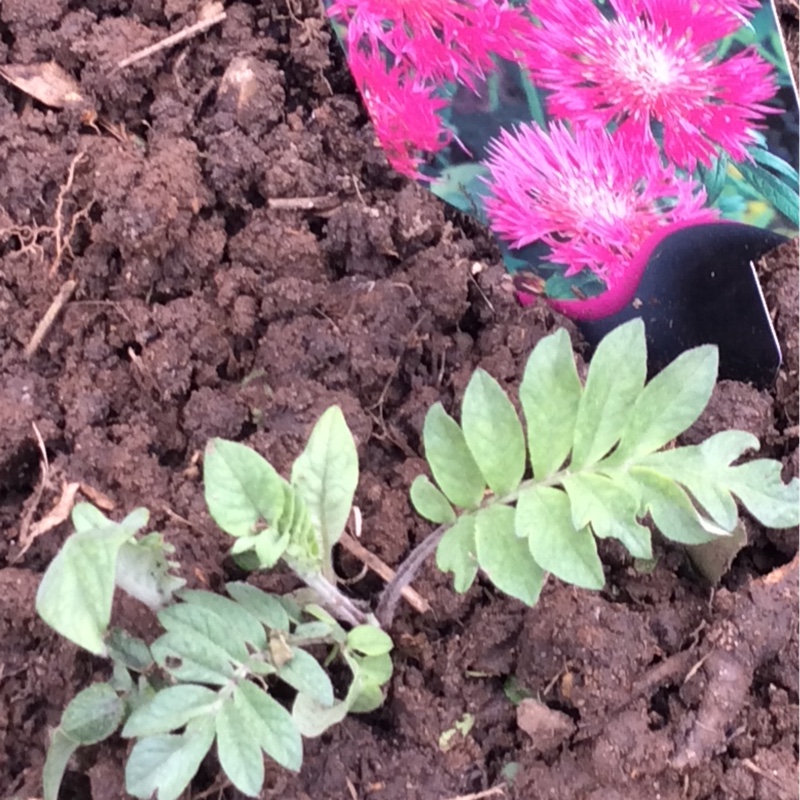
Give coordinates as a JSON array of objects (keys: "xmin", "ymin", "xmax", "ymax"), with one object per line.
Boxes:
[
  {"xmin": 298, "ymin": 570, "xmax": 368, "ymax": 627},
  {"xmin": 375, "ymin": 522, "xmax": 448, "ymax": 627}
]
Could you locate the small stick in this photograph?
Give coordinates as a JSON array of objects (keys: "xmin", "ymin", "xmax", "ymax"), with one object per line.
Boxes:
[
  {"xmin": 24, "ymin": 279, "xmax": 77, "ymax": 358},
  {"xmin": 440, "ymin": 785, "xmax": 506, "ymax": 800},
  {"xmin": 115, "ymin": 10, "xmax": 226, "ymax": 71},
  {"xmin": 267, "ymin": 195, "xmax": 341, "ymax": 211},
  {"xmin": 339, "ymin": 532, "xmax": 431, "ymax": 614}
]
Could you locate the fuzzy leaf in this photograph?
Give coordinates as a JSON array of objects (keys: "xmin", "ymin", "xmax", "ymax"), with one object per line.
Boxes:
[
  {"xmin": 292, "ymin": 694, "xmax": 349, "ymax": 738},
  {"xmin": 475, "ymin": 505, "xmax": 546, "ymax": 605},
  {"xmin": 346, "ymin": 626, "xmax": 393, "ymax": 657},
  {"xmin": 562, "ymin": 473, "xmax": 652, "ymax": 560},
  {"xmin": 616, "ymin": 345, "xmax": 718, "ymax": 458},
  {"xmin": 461, "ymin": 369, "xmax": 526, "ymax": 496},
  {"xmin": 520, "ymin": 328, "xmax": 582, "ymax": 478},
  {"xmin": 726, "ymin": 460, "xmax": 800, "ymax": 528},
  {"xmin": 125, "ymin": 719, "xmax": 215, "ymax": 800},
  {"xmin": 518, "ymin": 486, "xmax": 605, "ymax": 590},
  {"xmin": 410, "ymin": 475, "xmax": 456, "ymax": 524},
  {"xmin": 436, "ymin": 514, "xmax": 479, "ymax": 593},
  {"xmin": 43, "ymin": 729, "xmax": 79, "ymax": 800},
  {"xmin": 423, "ymin": 403, "xmax": 486, "ymax": 509},
  {"xmin": 571, "ymin": 319, "xmax": 647, "ymax": 469},
  {"xmin": 277, "ymin": 648, "xmax": 334, "ymax": 707},
  {"xmin": 291, "ymin": 406, "xmax": 359, "ymax": 551},
  {"xmin": 115, "ymin": 534, "xmax": 185, "ymax": 610},
  {"xmin": 216, "ymin": 691, "xmax": 265, "ymax": 797},
  {"xmin": 123, "ymin": 685, "xmax": 219, "ymax": 738},
  {"xmin": 61, "ymin": 683, "xmax": 124, "ymax": 744},
  {"xmin": 204, "ymin": 439, "xmax": 285, "ymax": 538},
  {"xmin": 225, "ymin": 582, "xmax": 290, "ymax": 631},
  {"xmin": 177, "ymin": 590, "xmax": 267, "ymax": 650}
]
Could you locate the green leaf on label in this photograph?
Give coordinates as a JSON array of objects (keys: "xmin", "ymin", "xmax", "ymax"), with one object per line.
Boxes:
[
  {"xmin": 125, "ymin": 719, "xmax": 215, "ymax": 800},
  {"xmin": 518, "ymin": 486, "xmax": 605, "ymax": 590},
  {"xmin": 122, "ymin": 685, "xmax": 219, "ymax": 738},
  {"xmin": 410, "ymin": 475, "xmax": 456, "ymax": 524},
  {"xmin": 475, "ymin": 505, "xmax": 546, "ymax": 605},
  {"xmin": 203, "ymin": 438, "xmax": 285, "ymax": 537},
  {"xmin": 36, "ymin": 522, "xmax": 133, "ymax": 655},
  {"xmin": 616, "ymin": 345, "xmax": 718, "ymax": 458},
  {"xmin": 737, "ymin": 160, "xmax": 800, "ymax": 226},
  {"xmin": 346, "ymin": 626, "xmax": 393, "ymax": 657},
  {"xmin": 178, "ymin": 590, "xmax": 267, "ymax": 650},
  {"xmin": 562, "ymin": 473, "xmax": 652, "ymax": 560},
  {"xmin": 436, "ymin": 514, "xmax": 479, "ymax": 593},
  {"xmin": 572, "ymin": 319, "xmax": 647, "ymax": 469},
  {"xmin": 277, "ymin": 648, "xmax": 335, "ymax": 707},
  {"xmin": 423, "ymin": 403, "xmax": 486, "ymax": 509},
  {"xmin": 61, "ymin": 683, "xmax": 124, "ymax": 744},
  {"xmin": 225, "ymin": 582, "xmax": 290, "ymax": 631},
  {"xmin": 291, "ymin": 406, "xmax": 359, "ymax": 552},
  {"xmin": 520, "ymin": 328, "xmax": 582, "ymax": 479},
  {"xmin": 461, "ymin": 369, "xmax": 526, "ymax": 496}
]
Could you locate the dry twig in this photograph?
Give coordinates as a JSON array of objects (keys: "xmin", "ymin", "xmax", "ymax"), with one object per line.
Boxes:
[{"xmin": 24, "ymin": 279, "xmax": 77, "ymax": 358}]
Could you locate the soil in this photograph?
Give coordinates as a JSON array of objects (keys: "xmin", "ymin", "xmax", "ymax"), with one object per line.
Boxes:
[{"xmin": 0, "ymin": 3, "xmax": 798, "ymax": 800}]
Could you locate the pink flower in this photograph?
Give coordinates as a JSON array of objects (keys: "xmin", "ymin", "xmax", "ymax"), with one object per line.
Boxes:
[
  {"xmin": 483, "ymin": 122, "xmax": 717, "ymax": 284},
  {"xmin": 328, "ymin": 0, "xmax": 533, "ymax": 89},
  {"xmin": 523, "ymin": 0, "xmax": 777, "ymax": 169}
]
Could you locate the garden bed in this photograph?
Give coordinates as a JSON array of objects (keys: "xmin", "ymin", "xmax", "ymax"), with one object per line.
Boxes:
[{"xmin": 0, "ymin": 2, "xmax": 797, "ymax": 798}]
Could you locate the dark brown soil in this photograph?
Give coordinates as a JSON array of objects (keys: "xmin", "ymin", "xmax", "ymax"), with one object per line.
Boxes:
[{"xmin": 1, "ymin": 3, "xmax": 797, "ymax": 799}]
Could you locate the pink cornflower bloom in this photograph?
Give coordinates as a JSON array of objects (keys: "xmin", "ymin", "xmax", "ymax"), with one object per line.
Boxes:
[
  {"xmin": 328, "ymin": 0, "xmax": 533, "ymax": 90},
  {"xmin": 483, "ymin": 122, "xmax": 717, "ymax": 284},
  {"xmin": 523, "ymin": 0, "xmax": 777, "ymax": 170}
]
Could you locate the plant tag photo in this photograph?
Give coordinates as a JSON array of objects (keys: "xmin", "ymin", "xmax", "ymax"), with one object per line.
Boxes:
[{"xmin": 324, "ymin": 0, "xmax": 799, "ymax": 386}]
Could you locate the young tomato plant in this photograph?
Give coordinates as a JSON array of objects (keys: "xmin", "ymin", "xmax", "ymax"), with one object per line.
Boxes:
[
  {"xmin": 35, "ymin": 409, "xmax": 392, "ymax": 800},
  {"xmin": 377, "ymin": 318, "xmax": 799, "ymax": 623}
]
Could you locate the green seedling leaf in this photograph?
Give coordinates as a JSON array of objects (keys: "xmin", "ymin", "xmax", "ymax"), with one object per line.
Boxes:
[
  {"xmin": 291, "ymin": 406, "xmax": 359, "ymax": 553},
  {"xmin": 436, "ymin": 514, "xmax": 479, "ymax": 593},
  {"xmin": 61, "ymin": 683, "xmax": 124, "ymax": 744},
  {"xmin": 439, "ymin": 713, "xmax": 475, "ymax": 751},
  {"xmin": 423, "ymin": 403, "xmax": 486, "ymax": 509},
  {"xmin": 519, "ymin": 328, "xmax": 582, "ymax": 479},
  {"xmin": 475, "ymin": 505, "xmax": 546, "ymax": 605},
  {"xmin": 616, "ymin": 345, "xmax": 718, "ymax": 459},
  {"xmin": 277, "ymin": 647, "xmax": 335, "ymax": 707},
  {"xmin": 253, "ymin": 526, "xmax": 292, "ymax": 567},
  {"xmin": 225, "ymin": 582, "xmax": 290, "ymax": 631},
  {"xmin": 71, "ymin": 502, "xmax": 113, "ymax": 532},
  {"xmin": 346, "ymin": 626, "xmax": 393, "ymax": 657},
  {"xmin": 631, "ymin": 468, "xmax": 723, "ymax": 545},
  {"xmin": 461, "ymin": 369, "xmax": 526, "ymax": 496},
  {"xmin": 43, "ymin": 729, "xmax": 79, "ymax": 800},
  {"xmin": 292, "ymin": 693, "xmax": 349, "ymax": 737},
  {"xmin": 519, "ymin": 486, "xmax": 605, "ymax": 590},
  {"xmin": 687, "ymin": 520, "xmax": 749, "ymax": 584},
  {"xmin": 572, "ymin": 319, "xmax": 647, "ymax": 468},
  {"xmin": 347, "ymin": 681, "xmax": 385, "ymax": 713},
  {"xmin": 123, "ymin": 685, "xmax": 219, "ymax": 738},
  {"xmin": 216, "ymin": 690, "xmax": 265, "ymax": 797},
  {"xmin": 410, "ymin": 475, "xmax": 456, "ymax": 524},
  {"xmin": 291, "ymin": 621, "xmax": 336, "ymax": 641},
  {"xmin": 348, "ymin": 652, "xmax": 394, "ymax": 686},
  {"xmin": 725, "ymin": 460, "xmax": 800, "ymax": 528},
  {"xmin": 36, "ymin": 522, "xmax": 133, "ymax": 655},
  {"xmin": 562, "ymin": 473, "xmax": 652, "ymax": 560},
  {"xmin": 178, "ymin": 590, "xmax": 266, "ymax": 650},
  {"xmin": 204, "ymin": 438, "xmax": 285, "ymax": 537},
  {"xmin": 116, "ymin": 534, "xmax": 185, "ymax": 610},
  {"xmin": 125, "ymin": 718, "xmax": 215, "ymax": 800},
  {"xmin": 105, "ymin": 628, "xmax": 154, "ymax": 672}
]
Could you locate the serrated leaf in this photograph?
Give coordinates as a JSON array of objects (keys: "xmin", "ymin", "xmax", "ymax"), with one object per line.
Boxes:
[
  {"xmin": 726, "ymin": 460, "xmax": 800, "ymax": 528},
  {"xmin": 125, "ymin": 719, "xmax": 215, "ymax": 800},
  {"xmin": 461, "ymin": 369, "xmax": 526, "ymax": 496},
  {"xmin": 737, "ymin": 160, "xmax": 800, "ymax": 226},
  {"xmin": 61, "ymin": 683, "xmax": 123, "ymax": 744},
  {"xmin": 122, "ymin": 685, "xmax": 219, "ymax": 738},
  {"xmin": 518, "ymin": 486, "xmax": 605, "ymax": 590},
  {"xmin": 204, "ymin": 438, "xmax": 285, "ymax": 537},
  {"xmin": 277, "ymin": 648, "xmax": 334, "ymax": 707},
  {"xmin": 225, "ymin": 582, "xmax": 290, "ymax": 631},
  {"xmin": 346, "ymin": 626, "xmax": 393, "ymax": 656},
  {"xmin": 217, "ymin": 691, "xmax": 265, "ymax": 797},
  {"xmin": 291, "ymin": 406, "xmax": 358, "ymax": 553},
  {"xmin": 36, "ymin": 523, "xmax": 133, "ymax": 655},
  {"xmin": 151, "ymin": 630, "xmax": 237, "ymax": 685},
  {"xmin": 474, "ymin": 505, "xmax": 546, "ymax": 605},
  {"xmin": 158, "ymin": 602, "xmax": 249, "ymax": 663},
  {"xmin": 116, "ymin": 535, "xmax": 185, "ymax": 610},
  {"xmin": 520, "ymin": 328, "xmax": 582, "ymax": 478},
  {"xmin": 235, "ymin": 681, "xmax": 303, "ymax": 772},
  {"xmin": 615, "ymin": 345, "xmax": 718, "ymax": 458},
  {"xmin": 410, "ymin": 475, "xmax": 456, "ymax": 524},
  {"xmin": 436, "ymin": 514, "xmax": 479, "ymax": 593},
  {"xmin": 562, "ymin": 473, "xmax": 652, "ymax": 560},
  {"xmin": 423, "ymin": 403, "xmax": 486, "ymax": 509},
  {"xmin": 292, "ymin": 693, "xmax": 349, "ymax": 737},
  {"xmin": 178, "ymin": 590, "xmax": 266, "ymax": 650},
  {"xmin": 43, "ymin": 729, "xmax": 80, "ymax": 800},
  {"xmin": 571, "ymin": 319, "xmax": 647, "ymax": 469},
  {"xmin": 631, "ymin": 467, "xmax": 722, "ymax": 545}
]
